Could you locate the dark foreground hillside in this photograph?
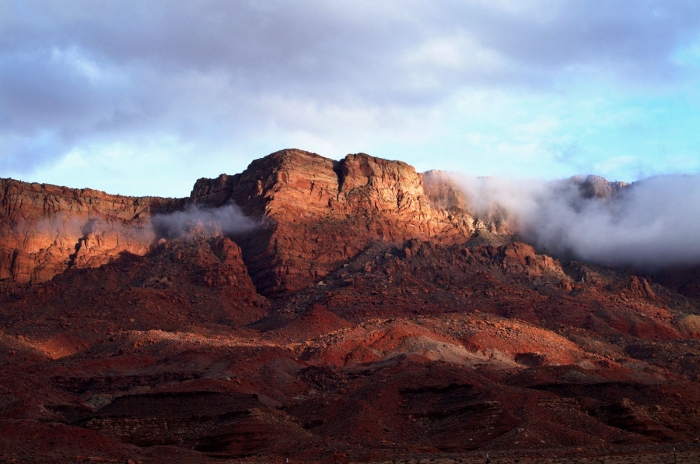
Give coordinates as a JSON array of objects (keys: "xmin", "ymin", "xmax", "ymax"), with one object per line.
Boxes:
[{"xmin": 2, "ymin": 149, "xmax": 700, "ymax": 463}]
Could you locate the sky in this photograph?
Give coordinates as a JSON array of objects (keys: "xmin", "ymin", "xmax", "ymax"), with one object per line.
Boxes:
[{"xmin": 2, "ymin": 0, "xmax": 700, "ymax": 197}]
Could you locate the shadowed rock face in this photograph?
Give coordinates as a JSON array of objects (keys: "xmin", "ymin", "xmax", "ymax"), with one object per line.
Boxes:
[{"xmin": 575, "ymin": 175, "xmax": 629, "ymax": 199}]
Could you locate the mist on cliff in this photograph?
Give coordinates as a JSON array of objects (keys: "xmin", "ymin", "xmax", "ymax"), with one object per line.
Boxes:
[
  {"xmin": 453, "ymin": 173, "xmax": 700, "ymax": 270},
  {"xmin": 152, "ymin": 203, "xmax": 257, "ymax": 239}
]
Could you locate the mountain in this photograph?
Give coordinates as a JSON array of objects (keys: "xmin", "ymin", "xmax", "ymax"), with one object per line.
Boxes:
[
  {"xmin": 1, "ymin": 149, "xmax": 700, "ymax": 463},
  {"xmin": 0, "ymin": 178, "xmax": 182, "ymax": 286}
]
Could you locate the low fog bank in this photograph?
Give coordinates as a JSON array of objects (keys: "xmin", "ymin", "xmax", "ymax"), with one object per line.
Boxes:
[
  {"xmin": 452, "ymin": 173, "xmax": 700, "ymax": 271},
  {"xmin": 152, "ymin": 203, "xmax": 257, "ymax": 239}
]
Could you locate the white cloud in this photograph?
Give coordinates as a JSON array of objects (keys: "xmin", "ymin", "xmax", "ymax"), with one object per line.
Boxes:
[
  {"xmin": 2, "ymin": 1, "xmax": 700, "ymax": 194},
  {"xmin": 450, "ymin": 172, "xmax": 700, "ymax": 269}
]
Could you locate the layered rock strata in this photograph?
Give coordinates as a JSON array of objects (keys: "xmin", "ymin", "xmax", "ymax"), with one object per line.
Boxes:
[
  {"xmin": 0, "ymin": 149, "xmax": 513, "ymax": 292},
  {"xmin": 0, "ymin": 179, "xmax": 182, "ymax": 284},
  {"xmin": 190, "ymin": 149, "xmax": 489, "ymax": 294}
]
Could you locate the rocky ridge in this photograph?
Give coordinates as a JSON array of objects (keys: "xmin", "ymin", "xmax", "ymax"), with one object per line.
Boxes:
[
  {"xmin": 2, "ymin": 149, "xmax": 700, "ymax": 463},
  {"xmin": 0, "ymin": 178, "xmax": 182, "ymax": 285},
  {"xmin": 190, "ymin": 149, "xmax": 488, "ymax": 294},
  {"xmin": 0, "ymin": 151, "xmax": 636, "ymax": 292},
  {"xmin": 1, "ymin": 150, "xmax": 494, "ymax": 294}
]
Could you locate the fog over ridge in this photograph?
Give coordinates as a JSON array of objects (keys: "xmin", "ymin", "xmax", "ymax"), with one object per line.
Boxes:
[
  {"xmin": 151, "ymin": 203, "xmax": 257, "ymax": 239},
  {"xmin": 451, "ymin": 172, "xmax": 700, "ymax": 270},
  {"xmin": 148, "ymin": 170, "xmax": 700, "ymax": 270}
]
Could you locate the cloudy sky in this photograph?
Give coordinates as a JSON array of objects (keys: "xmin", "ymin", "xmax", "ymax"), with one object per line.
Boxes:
[{"xmin": 2, "ymin": 0, "xmax": 700, "ymax": 197}]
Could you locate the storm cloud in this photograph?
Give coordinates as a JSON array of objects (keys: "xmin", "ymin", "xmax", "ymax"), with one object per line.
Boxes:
[{"xmin": 2, "ymin": 1, "xmax": 700, "ymax": 195}]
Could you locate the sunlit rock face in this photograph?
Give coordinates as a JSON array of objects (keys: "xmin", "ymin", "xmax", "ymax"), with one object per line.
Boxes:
[
  {"xmin": 0, "ymin": 150, "xmax": 502, "ymax": 292},
  {"xmin": 4, "ymin": 149, "xmax": 700, "ymax": 463},
  {"xmin": 0, "ymin": 179, "xmax": 183, "ymax": 284},
  {"xmin": 190, "ymin": 149, "xmax": 493, "ymax": 294}
]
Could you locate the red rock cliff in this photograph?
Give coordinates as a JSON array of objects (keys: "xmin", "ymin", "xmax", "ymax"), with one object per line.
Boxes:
[
  {"xmin": 190, "ymin": 149, "xmax": 487, "ymax": 294},
  {"xmin": 0, "ymin": 179, "xmax": 182, "ymax": 284},
  {"xmin": 1, "ymin": 150, "xmax": 501, "ymax": 292}
]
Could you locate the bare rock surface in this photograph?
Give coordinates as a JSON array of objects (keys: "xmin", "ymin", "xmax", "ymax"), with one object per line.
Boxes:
[
  {"xmin": 0, "ymin": 178, "xmax": 182, "ymax": 285},
  {"xmin": 1, "ymin": 149, "xmax": 700, "ymax": 463},
  {"xmin": 191, "ymin": 149, "xmax": 484, "ymax": 294}
]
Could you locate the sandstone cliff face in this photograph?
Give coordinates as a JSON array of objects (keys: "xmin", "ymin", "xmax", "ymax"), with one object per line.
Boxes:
[
  {"xmin": 0, "ymin": 179, "xmax": 182, "ymax": 284},
  {"xmin": 190, "ymin": 149, "xmax": 487, "ymax": 294},
  {"xmin": 423, "ymin": 170, "xmax": 513, "ymax": 235},
  {"xmin": 1, "ymin": 149, "xmax": 503, "ymax": 292}
]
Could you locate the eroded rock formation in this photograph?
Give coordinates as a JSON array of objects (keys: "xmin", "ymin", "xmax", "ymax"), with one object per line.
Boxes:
[
  {"xmin": 190, "ymin": 149, "xmax": 487, "ymax": 294},
  {"xmin": 0, "ymin": 179, "xmax": 182, "ymax": 284},
  {"xmin": 1, "ymin": 150, "xmax": 499, "ymax": 293},
  {"xmin": 2, "ymin": 149, "xmax": 700, "ymax": 463}
]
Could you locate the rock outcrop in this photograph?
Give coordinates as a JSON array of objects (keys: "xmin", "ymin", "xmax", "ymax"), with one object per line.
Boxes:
[
  {"xmin": 0, "ymin": 179, "xmax": 182, "ymax": 284},
  {"xmin": 574, "ymin": 175, "xmax": 629, "ymax": 199},
  {"xmin": 5, "ymin": 149, "xmax": 700, "ymax": 463},
  {"xmin": 1, "ymin": 150, "xmax": 496, "ymax": 293},
  {"xmin": 190, "ymin": 149, "xmax": 488, "ymax": 294}
]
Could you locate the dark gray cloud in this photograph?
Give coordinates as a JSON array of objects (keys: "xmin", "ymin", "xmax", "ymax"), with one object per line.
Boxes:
[
  {"xmin": 2, "ymin": 0, "xmax": 700, "ymax": 180},
  {"xmin": 450, "ymin": 1, "xmax": 700, "ymax": 81}
]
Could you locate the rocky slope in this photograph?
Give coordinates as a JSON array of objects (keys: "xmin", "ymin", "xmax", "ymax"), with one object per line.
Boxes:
[
  {"xmin": 1, "ymin": 149, "xmax": 700, "ymax": 463},
  {"xmin": 0, "ymin": 152, "xmax": 631, "ymax": 292}
]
